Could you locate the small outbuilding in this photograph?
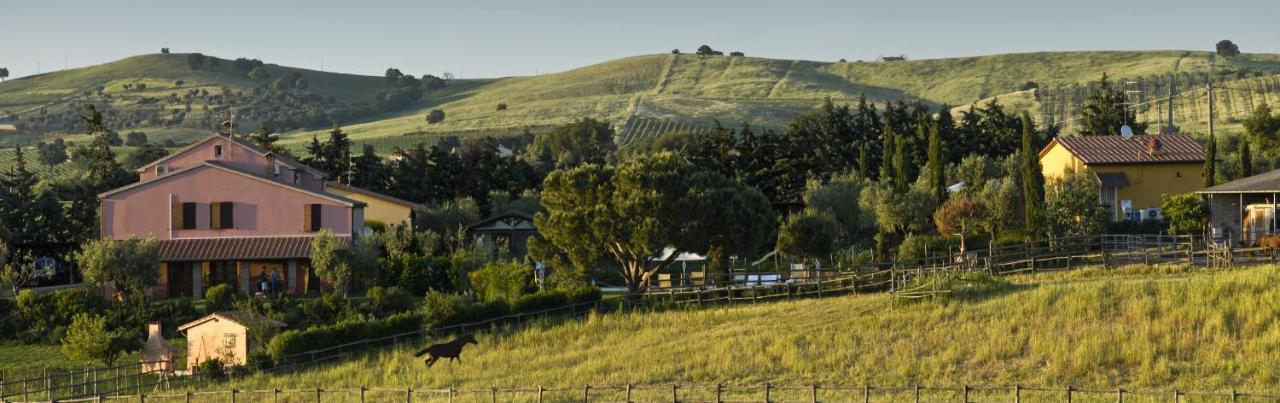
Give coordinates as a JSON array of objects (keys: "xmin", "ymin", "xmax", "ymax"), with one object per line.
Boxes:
[
  {"xmin": 1196, "ymin": 169, "xmax": 1280, "ymax": 246},
  {"xmin": 178, "ymin": 311, "xmax": 284, "ymax": 371},
  {"xmin": 467, "ymin": 211, "xmax": 538, "ymax": 255}
]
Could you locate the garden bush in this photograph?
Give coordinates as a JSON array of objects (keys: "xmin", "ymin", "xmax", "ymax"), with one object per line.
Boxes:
[
  {"xmin": 468, "ymin": 260, "xmax": 534, "ymax": 303},
  {"xmin": 363, "ymin": 286, "xmax": 415, "ymax": 317},
  {"xmin": 204, "ymin": 284, "xmax": 236, "ymax": 312},
  {"xmin": 267, "ymin": 311, "xmax": 423, "ymax": 362}
]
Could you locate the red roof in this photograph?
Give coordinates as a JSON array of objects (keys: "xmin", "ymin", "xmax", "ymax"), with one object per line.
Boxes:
[
  {"xmin": 1040, "ymin": 134, "xmax": 1205, "ymax": 165},
  {"xmin": 158, "ymin": 236, "xmax": 349, "ymax": 262}
]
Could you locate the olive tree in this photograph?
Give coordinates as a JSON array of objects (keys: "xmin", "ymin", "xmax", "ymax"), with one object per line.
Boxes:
[
  {"xmin": 62, "ymin": 313, "xmax": 130, "ymax": 366},
  {"xmin": 310, "ymin": 229, "xmax": 377, "ymax": 296},
  {"xmin": 74, "ymin": 236, "xmax": 160, "ymax": 299},
  {"xmin": 776, "ymin": 209, "xmax": 839, "ymax": 265}
]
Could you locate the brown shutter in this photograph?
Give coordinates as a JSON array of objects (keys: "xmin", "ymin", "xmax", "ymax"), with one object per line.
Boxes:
[
  {"xmin": 172, "ymin": 202, "xmax": 182, "ymax": 230},
  {"xmin": 210, "ymin": 202, "xmax": 222, "ymax": 229},
  {"xmin": 303, "ymin": 204, "xmax": 313, "ymax": 232}
]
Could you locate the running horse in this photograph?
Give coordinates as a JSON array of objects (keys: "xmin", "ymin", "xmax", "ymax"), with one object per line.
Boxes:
[{"xmin": 414, "ymin": 334, "xmax": 478, "ymax": 367}]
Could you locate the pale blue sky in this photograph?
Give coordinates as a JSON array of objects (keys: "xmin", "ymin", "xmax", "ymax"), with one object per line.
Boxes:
[{"xmin": 2, "ymin": 0, "xmax": 1278, "ymax": 79}]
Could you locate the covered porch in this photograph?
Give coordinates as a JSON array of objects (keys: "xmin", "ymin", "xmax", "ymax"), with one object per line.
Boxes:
[{"xmin": 150, "ymin": 236, "xmax": 343, "ymax": 298}]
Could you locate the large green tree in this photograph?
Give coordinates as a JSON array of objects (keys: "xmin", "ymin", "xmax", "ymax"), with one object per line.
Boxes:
[
  {"xmin": 1078, "ymin": 74, "xmax": 1149, "ymax": 136},
  {"xmin": 74, "ymin": 236, "xmax": 161, "ymax": 300},
  {"xmin": 1162, "ymin": 194, "xmax": 1207, "ymax": 235},
  {"xmin": 776, "ymin": 209, "xmax": 839, "ymax": 265},
  {"xmin": 1043, "ymin": 171, "xmax": 1106, "ymax": 238},
  {"xmin": 1020, "ymin": 112, "xmax": 1045, "ymax": 238},
  {"xmin": 523, "ymin": 118, "xmax": 616, "ymax": 172},
  {"xmin": 534, "ymin": 152, "xmax": 771, "ymax": 294},
  {"xmin": 62, "ymin": 313, "xmax": 131, "ymax": 366}
]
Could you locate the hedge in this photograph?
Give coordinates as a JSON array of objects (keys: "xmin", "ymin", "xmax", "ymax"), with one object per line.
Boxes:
[{"xmin": 267, "ymin": 311, "xmax": 422, "ymax": 362}]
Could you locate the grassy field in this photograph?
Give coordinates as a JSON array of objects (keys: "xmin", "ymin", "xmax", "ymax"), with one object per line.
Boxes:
[
  {"xmin": 7, "ymin": 50, "xmax": 1280, "ymax": 154},
  {"xmin": 204, "ymin": 264, "xmax": 1280, "ymax": 395}
]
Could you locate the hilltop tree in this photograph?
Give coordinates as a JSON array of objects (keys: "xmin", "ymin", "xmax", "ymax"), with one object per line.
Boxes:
[
  {"xmin": 1020, "ymin": 112, "xmax": 1045, "ymax": 238},
  {"xmin": 1078, "ymin": 73, "xmax": 1148, "ymax": 136},
  {"xmin": 160, "ymin": 48, "xmax": 169, "ymax": 54},
  {"xmin": 0, "ymin": 67, "xmax": 8, "ymax": 82},
  {"xmin": 696, "ymin": 45, "xmax": 715, "ymax": 57},
  {"xmin": 384, "ymin": 68, "xmax": 405, "ymax": 84},
  {"xmin": 421, "ymin": 74, "xmax": 446, "ymax": 91},
  {"xmin": 1216, "ymin": 40, "xmax": 1241, "ymax": 58}
]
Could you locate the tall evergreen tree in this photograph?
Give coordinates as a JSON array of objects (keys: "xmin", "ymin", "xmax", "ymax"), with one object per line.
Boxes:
[
  {"xmin": 248, "ymin": 123, "xmax": 283, "ymax": 154},
  {"xmin": 1204, "ymin": 136, "xmax": 1217, "ymax": 187},
  {"xmin": 892, "ymin": 132, "xmax": 909, "ymax": 193},
  {"xmin": 927, "ymin": 123, "xmax": 946, "ymax": 202},
  {"xmin": 1078, "ymin": 73, "xmax": 1149, "ymax": 136},
  {"xmin": 0, "ymin": 145, "xmax": 39, "ymax": 241},
  {"xmin": 1020, "ymin": 112, "xmax": 1045, "ymax": 238},
  {"xmin": 879, "ymin": 121, "xmax": 895, "ymax": 184},
  {"xmin": 1239, "ymin": 139, "xmax": 1252, "ymax": 178}
]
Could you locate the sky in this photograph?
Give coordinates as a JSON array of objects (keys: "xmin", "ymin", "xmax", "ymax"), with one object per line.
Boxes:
[{"xmin": 2, "ymin": 0, "xmax": 1278, "ymax": 80}]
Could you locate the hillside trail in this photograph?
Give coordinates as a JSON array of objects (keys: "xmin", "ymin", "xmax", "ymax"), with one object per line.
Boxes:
[{"xmin": 766, "ymin": 59, "xmax": 799, "ymax": 99}]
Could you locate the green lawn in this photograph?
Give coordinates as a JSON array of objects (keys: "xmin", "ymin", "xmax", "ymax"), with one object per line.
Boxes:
[{"xmin": 199, "ymin": 264, "xmax": 1280, "ymax": 395}]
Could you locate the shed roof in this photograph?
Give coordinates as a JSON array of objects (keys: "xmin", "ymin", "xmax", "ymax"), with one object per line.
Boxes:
[
  {"xmin": 178, "ymin": 311, "xmax": 285, "ymax": 332},
  {"xmin": 158, "ymin": 235, "xmax": 349, "ymax": 262},
  {"xmin": 325, "ymin": 182, "xmax": 422, "ymax": 209},
  {"xmin": 1197, "ymin": 169, "xmax": 1280, "ymax": 194},
  {"xmin": 1040, "ymin": 134, "xmax": 1204, "ymax": 165},
  {"xmin": 467, "ymin": 210, "xmax": 536, "ymax": 232}
]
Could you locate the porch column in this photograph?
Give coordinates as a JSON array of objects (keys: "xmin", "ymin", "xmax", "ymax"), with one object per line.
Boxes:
[
  {"xmin": 287, "ymin": 260, "xmax": 299, "ymax": 294},
  {"xmin": 191, "ymin": 263, "xmax": 204, "ymax": 298},
  {"xmin": 238, "ymin": 261, "xmax": 252, "ymax": 293}
]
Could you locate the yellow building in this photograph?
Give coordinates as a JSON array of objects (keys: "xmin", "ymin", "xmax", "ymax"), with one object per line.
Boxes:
[
  {"xmin": 179, "ymin": 312, "xmax": 284, "ymax": 371},
  {"xmin": 326, "ymin": 182, "xmax": 421, "ymax": 228},
  {"xmin": 1038, "ymin": 134, "xmax": 1205, "ymax": 221}
]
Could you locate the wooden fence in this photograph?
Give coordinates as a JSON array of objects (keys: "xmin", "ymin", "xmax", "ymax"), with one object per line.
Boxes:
[{"xmin": 9, "ymin": 382, "xmax": 1280, "ymax": 402}]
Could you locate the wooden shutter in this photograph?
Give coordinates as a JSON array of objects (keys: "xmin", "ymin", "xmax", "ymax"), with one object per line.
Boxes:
[
  {"xmin": 182, "ymin": 203, "xmax": 197, "ymax": 230},
  {"xmin": 210, "ymin": 202, "xmax": 222, "ymax": 229},
  {"xmin": 303, "ymin": 204, "xmax": 313, "ymax": 232},
  {"xmin": 172, "ymin": 202, "xmax": 183, "ymax": 230},
  {"xmin": 221, "ymin": 202, "xmax": 234, "ymax": 229}
]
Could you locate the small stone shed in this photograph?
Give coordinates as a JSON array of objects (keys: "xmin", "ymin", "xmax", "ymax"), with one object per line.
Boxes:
[{"xmin": 178, "ymin": 311, "xmax": 284, "ymax": 371}]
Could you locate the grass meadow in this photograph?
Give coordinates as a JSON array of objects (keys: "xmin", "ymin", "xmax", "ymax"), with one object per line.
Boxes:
[{"xmin": 209, "ymin": 264, "xmax": 1280, "ymax": 397}]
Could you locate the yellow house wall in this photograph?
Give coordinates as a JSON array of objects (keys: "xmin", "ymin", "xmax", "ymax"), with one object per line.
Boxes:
[
  {"xmin": 184, "ymin": 319, "xmax": 248, "ymax": 371},
  {"xmin": 327, "ymin": 189, "xmax": 413, "ymax": 227},
  {"xmin": 1039, "ymin": 144, "xmax": 1087, "ymax": 181},
  {"xmin": 1092, "ymin": 162, "xmax": 1204, "ymax": 219}
]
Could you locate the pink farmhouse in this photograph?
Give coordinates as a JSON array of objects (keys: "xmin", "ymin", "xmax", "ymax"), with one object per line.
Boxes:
[{"xmin": 98, "ymin": 133, "xmax": 379, "ymax": 298}]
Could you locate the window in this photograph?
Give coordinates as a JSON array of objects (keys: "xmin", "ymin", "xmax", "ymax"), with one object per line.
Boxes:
[
  {"xmin": 223, "ymin": 334, "xmax": 236, "ymax": 349},
  {"xmin": 213, "ymin": 145, "xmax": 223, "ymax": 158},
  {"xmin": 156, "ymin": 165, "xmax": 168, "ymax": 176},
  {"xmin": 173, "ymin": 202, "xmax": 197, "ymax": 230},
  {"xmin": 273, "ymin": 162, "xmax": 281, "ymax": 176},
  {"xmin": 303, "ymin": 204, "xmax": 323, "ymax": 232},
  {"xmin": 210, "ymin": 202, "xmax": 234, "ymax": 229}
]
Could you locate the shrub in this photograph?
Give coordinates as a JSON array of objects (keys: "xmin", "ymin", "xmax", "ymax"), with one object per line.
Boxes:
[
  {"xmin": 205, "ymin": 284, "xmax": 236, "ymax": 312},
  {"xmin": 468, "ymin": 260, "xmax": 533, "ymax": 303},
  {"xmin": 363, "ymin": 286, "xmax": 415, "ymax": 317},
  {"xmin": 197, "ymin": 358, "xmax": 227, "ymax": 380},
  {"xmin": 896, "ymin": 234, "xmax": 961, "ymax": 263},
  {"xmin": 396, "ymin": 255, "xmax": 454, "ymax": 296},
  {"xmin": 426, "ymin": 109, "xmax": 445, "ymax": 124},
  {"xmin": 496, "ymin": 103, "xmax": 508, "ymax": 111}
]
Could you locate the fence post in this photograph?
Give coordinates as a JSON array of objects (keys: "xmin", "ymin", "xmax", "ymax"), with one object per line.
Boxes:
[
  {"xmin": 812, "ymin": 384, "xmax": 819, "ymax": 403},
  {"xmin": 360, "ymin": 386, "xmax": 366, "ymax": 403},
  {"xmin": 584, "ymin": 384, "xmax": 590, "ymax": 403},
  {"xmin": 1116, "ymin": 387, "xmax": 1123, "ymax": 403},
  {"xmin": 626, "ymin": 384, "xmax": 633, "ymax": 403},
  {"xmin": 406, "ymin": 386, "xmax": 412, "ymax": 403},
  {"xmin": 186, "ymin": 391, "xmax": 192, "ymax": 403},
  {"xmin": 1102, "ymin": 251, "xmax": 1110, "ymax": 270},
  {"xmin": 962, "ymin": 384, "xmax": 969, "ymax": 403},
  {"xmin": 1014, "ymin": 384, "xmax": 1020, "ymax": 403},
  {"xmin": 1172, "ymin": 390, "xmax": 1179, "ymax": 403},
  {"xmin": 492, "ymin": 387, "xmax": 498, "ymax": 403},
  {"xmin": 140, "ymin": 393, "xmax": 146, "ymax": 403},
  {"xmin": 45, "ymin": 368, "xmax": 51, "ymax": 402},
  {"xmin": 1231, "ymin": 389, "xmax": 1238, "ymax": 402},
  {"xmin": 764, "ymin": 383, "xmax": 771, "ymax": 403},
  {"xmin": 671, "ymin": 384, "xmax": 678, "ymax": 402},
  {"xmin": 863, "ymin": 385, "xmax": 870, "ymax": 403},
  {"xmin": 537, "ymin": 386, "xmax": 543, "ymax": 403},
  {"xmin": 716, "ymin": 384, "xmax": 723, "ymax": 403},
  {"xmin": 1066, "ymin": 386, "xmax": 1072, "ymax": 403},
  {"xmin": 913, "ymin": 384, "xmax": 920, "ymax": 403},
  {"xmin": 230, "ymin": 388, "xmax": 237, "ymax": 403}
]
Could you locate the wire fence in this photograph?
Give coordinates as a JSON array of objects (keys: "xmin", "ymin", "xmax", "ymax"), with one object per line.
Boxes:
[{"xmin": 9, "ymin": 382, "xmax": 1280, "ymax": 403}]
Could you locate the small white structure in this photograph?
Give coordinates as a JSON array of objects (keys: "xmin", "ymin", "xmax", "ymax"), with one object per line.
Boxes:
[{"xmin": 140, "ymin": 321, "xmax": 176, "ymax": 373}]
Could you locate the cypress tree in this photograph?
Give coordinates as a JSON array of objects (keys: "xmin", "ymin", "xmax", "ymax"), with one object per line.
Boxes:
[
  {"xmin": 879, "ymin": 122, "xmax": 895, "ymax": 183},
  {"xmin": 1020, "ymin": 112, "xmax": 1044, "ymax": 238},
  {"xmin": 927, "ymin": 122, "xmax": 945, "ymax": 202},
  {"xmin": 0, "ymin": 145, "xmax": 39, "ymax": 240},
  {"xmin": 1240, "ymin": 138, "xmax": 1252, "ymax": 178},
  {"xmin": 893, "ymin": 133, "xmax": 908, "ymax": 193},
  {"xmin": 1204, "ymin": 136, "xmax": 1217, "ymax": 187},
  {"xmin": 857, "ymin": 143, "xmax": 870, "ymax": 179}
]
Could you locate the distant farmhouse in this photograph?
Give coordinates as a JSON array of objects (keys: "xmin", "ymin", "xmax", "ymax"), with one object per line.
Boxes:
[
  {"xmin": 876, "ymin": 55, "xmax": 907, "ymax": 62},
  {"xmin": 1039, "ymin": 134, "xmax": 1205, "ymax": 222}
]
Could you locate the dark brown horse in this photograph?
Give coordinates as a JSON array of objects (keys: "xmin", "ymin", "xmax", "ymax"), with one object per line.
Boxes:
[{"xmin": 413, "ymin": 334, "xmax": 478, "ymax": 367}]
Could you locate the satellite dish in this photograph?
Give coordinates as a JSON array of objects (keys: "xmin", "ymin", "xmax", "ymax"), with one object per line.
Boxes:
[{"xmin": 1120, "ymin": 125, "xmax": 1134, "ymax": 139}]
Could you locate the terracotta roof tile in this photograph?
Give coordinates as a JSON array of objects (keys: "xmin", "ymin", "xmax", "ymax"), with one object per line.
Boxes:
[
  {"xmin": 1043, "ymin": 134, "xmax": 1205, "ymax": 165},
  {"xmin": 158, "ymin": 236, "xmax": 349, "ymax": 262}
]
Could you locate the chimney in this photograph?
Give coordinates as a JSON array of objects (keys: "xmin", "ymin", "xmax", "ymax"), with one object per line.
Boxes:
[
  {"xmin": 148, "ymin": 321, "xmax": 162, "ymax": 337},
  {"xmin": 1146, "ymin": 137, "xmax": 1164, "ymax": 156}
]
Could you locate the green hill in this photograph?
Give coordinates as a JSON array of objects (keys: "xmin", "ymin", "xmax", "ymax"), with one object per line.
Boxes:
[
  {"xmin": 220, "ymin": 265, "xmax": 1280, "ymax": 394},
  {"xmin": 5, "ymin": 50, "xmax": 1280, "ymax": 153}
]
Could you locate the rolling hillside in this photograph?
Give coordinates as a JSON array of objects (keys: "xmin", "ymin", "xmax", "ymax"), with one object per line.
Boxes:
[
  {"xmin": 219, "ymin": 265, "xmax": 1280, "ymax": 394},
  {"xmin": 5, "ymin": 51, "xmax": 1280, "ymax": 154}
]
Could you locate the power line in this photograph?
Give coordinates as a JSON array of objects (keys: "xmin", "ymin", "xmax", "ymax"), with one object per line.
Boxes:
[{"xmin": 1043, "ymin": 88, "xmax": 1202, "ymax": 127}]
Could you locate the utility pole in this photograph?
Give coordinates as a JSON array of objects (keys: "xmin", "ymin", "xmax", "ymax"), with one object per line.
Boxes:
[
  {"xmin": 1166, "ymin": 79, "xmax": 1175, "ymax": 133},
  {"xmin": 1207, "ymin": 83, "xmax": 1215, "ymax": 140}
]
